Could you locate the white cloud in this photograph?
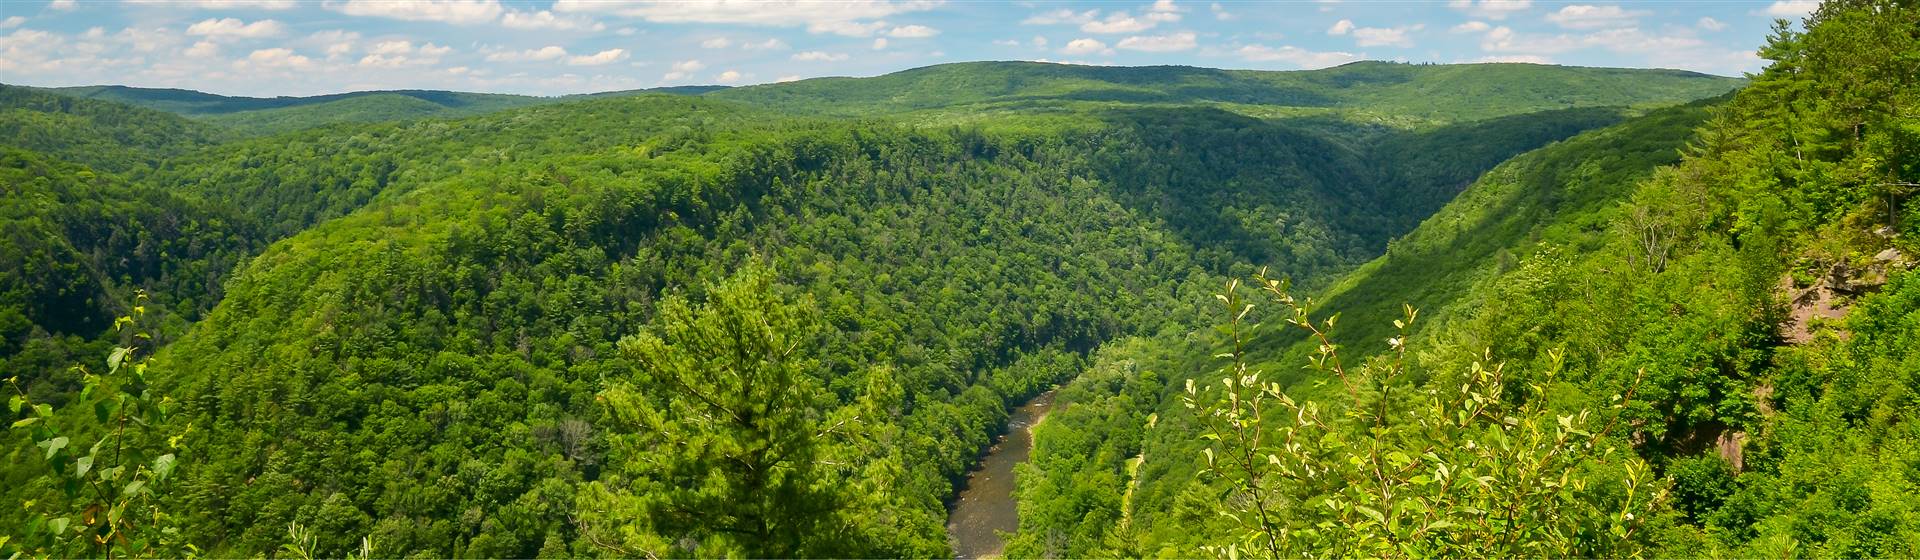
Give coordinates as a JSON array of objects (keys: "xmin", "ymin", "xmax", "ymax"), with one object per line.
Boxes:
[
  {"xmin": 553, "ymin": 0, "xmax": 932, "ymax": 38},
  {"xmin": 887, "ymin": 24, "xmax": 938, "ymax": 38},
  {"xmin": 741, "ymin": 38, "xmax": 788, "ymax": 50},
  {"xmin": 1544, "ymin": 5, "xmax": 1648, "ymax": 29},
  {"xmin": 307, "ymin": 29, "xmax": 359, "ymax": 59},
  {"xmin": 993, "ymin": 38, "xmax": 1021, "ymax": 46},
  {"xmin": 501, "ymin": 10, "xmax": 604, "ymax": 31},
  {"xmin": 1082, "ymin": 13, "xmax": 1155, "ymax": 33},
  {"xmin": 566, "ymin": 48, "xmax": 627, "ymax": 66},
  {"xmin": 662, "ymin": 58, "xmax": 705, "ymax": 80},
  {"xmin": 335, "ymin": 0, "xmax": 505, "ymax": 25},
  {"xmin": 1061, "ymin": 37, "xmax": 1112, "ymax": 55},
  {"xmin": 1032, "ymin": 35, "xmax": 1048, "ymax": 47},
  {"xmin": 715, "ymin": 69, "xmax": 743, "ymax": 83},
  {"xmin": 1697, "ymin": 16, "xmax": 1726, "ymax": 31},
  {"xmin": 124, "ymin": 0, "xmax": 295, "ymax": 8},
  {"xmin": 1451, "ymin": 21, "xmax": 1490, "ymax": 33},
  {"xmin": 1210, "ymin": 2, "xmax": 1233, "ymax": 20},
  {"xmin": 486, "ymin": 45, "xmax": 568, "ymax": 62},
  {"xmin": 1022, "ymin": 8, "xmax": 1098, "ymax": 25},
  {"xmin": 0, "ymin": 17, "xmax": 25, "ymax": 29},
  {"xmin": 1330, "ymin": 20, "xmax": 1421, "ymax": 47},
  {"xmin": 48, "ymin": 0, "xmax": 77, "ymax": 11},
  {"xmin": 1237, "ymin": 43, "xmax": 1362, "ymax": 68},
  {"xmin": 243, "ymin": 47, "xmax": 311, "ymax": 68},
  {"xmin": 792, "ymin": 50, "xmax": 848, "ymax": 61},
  {"xmin": 1480, "ymin": 25, "xmax": 1705, "ymax": 57},
  {"xmin": 358, "ymin": 40, "xmax": 452, "ymax": 68},
  {"xmin": 1762, "ymin": 0, "xmax": 1817, "ymax": 18},
  {"xmin": 184, "ymin": 40, "xmax": 219, "ymax": 57},
  {"xmin": 776, "ymin": 75, "xmax": 802, "ymax": 82},
  {"xmin": 872, "ymin": 37, "xmax": 888, "ymax": 49},
  {"xmin": 1446, "ymin": 0, "xmax": 1531, "ymax": 20},
  {"xmin": 187, "ymin": 17, "xmax": 284, "ymax": 38},
  {"xmin": 700, "ymin": 37, "xmax": 731, "ymax": 48},
  {"xmin": 1116, "ymin": 31, "xmax": 1196, "ymax": 52},
  {"xmin": 1471, "ymin": 54, "xmax": 1552, "ymax": 63}
]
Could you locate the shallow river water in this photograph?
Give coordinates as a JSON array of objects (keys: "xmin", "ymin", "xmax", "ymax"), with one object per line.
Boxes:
[{"xmin": 945, "ymin": 390, "xmax": 1056, "ymax": 559}]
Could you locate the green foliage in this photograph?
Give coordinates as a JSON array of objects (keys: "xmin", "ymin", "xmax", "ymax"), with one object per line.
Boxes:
[
  {"xmin": 1183, "ymin": 274, "xmax": 1668, "ymax": 558},
  {"xmin": 4, "ymin": 293, "xmax": 191, "ymax": 558},
  {"xmin": 585, "ymin": 265, "xmax": 857, "ymax": 557}
]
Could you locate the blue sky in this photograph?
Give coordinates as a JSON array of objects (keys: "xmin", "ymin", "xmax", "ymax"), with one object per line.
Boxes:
[{"xmin": 0, "ymin": 0, "xmax": 1813, "ymax": 97}]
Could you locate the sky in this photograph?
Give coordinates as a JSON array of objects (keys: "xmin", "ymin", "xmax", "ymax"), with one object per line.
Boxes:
[{"xmin": 0, "ymin": 0, "xmax": 1815, "ymax": 97}]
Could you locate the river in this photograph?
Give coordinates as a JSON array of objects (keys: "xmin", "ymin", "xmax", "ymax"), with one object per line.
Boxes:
[{"xmin": 946, "ymin": 389, "xmax": 1056, "ymax": 559}]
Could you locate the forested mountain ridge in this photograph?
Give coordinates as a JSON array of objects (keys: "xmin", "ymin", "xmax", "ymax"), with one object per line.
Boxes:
[{"xmin": 2, "ymin": 10, "xmax": 1896, "ymax": 558}]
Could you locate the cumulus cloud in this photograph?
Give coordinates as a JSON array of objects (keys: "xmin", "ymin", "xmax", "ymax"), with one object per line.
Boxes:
[
  {"xmin": 554, "ymin": 0, "xmax": 931, "ymax": 38},
  {"xmin": 1329, "ymin": 19, "xmax": 1422, "ymax": 47},
  {"xmin": 791, "ymin": 50, "xmax": 848, "ymax": 61},
  {"xmin": 775, "ymin": 75, "xmax": 802, "ymax": 82},
  {"xmin": 566, "ymin": 48, "xmax": 627, "ymax": 66},
  {"xmin": 486, "ymin": 45, "xmax": 568, "ymax": 62},
  {"xmin": 124, "ymin": 0, "xmax": 295, "ymax": 8},
  {"xmin": 1446, "ymin": 0, "xmax": 1531, "ymax": 20},
  {"xmin": 186, "ymin": 17, "xmax": 284, "ymax": 38},
  {"xmin": 242, "ymin": 47, "xmax": 312, "ymax": 68},
  {"xmin": 1237, "ymin": 43, "xmax": 1363, "ymax": 68},
  {"xmin": 700, "ymin": 37, "xmax": 731, "ymax": 48},
  {"xmin": 715, "ymin": 69, "xmax": 743, "ymax": 83},
  {"xmin": 0, "ymin": 17, "xmax": 26, "ymax": 29},
  {"xmin": 741, "ymin": 38, "xmax": 788, "ymax": 50},
  {"xmin": 359, "ymin": 40, "xmax": 452, "ymax": 68},
  {"xmin": 661, "ymin": 59, "xmax": 704, "ymax": 81},
  {"xmin": 48, "ymin": 0, "xmax": 77, "ymax": 11},
  {"xmin": 184, "ymin": 40, "xmax": 220, "ymax": 57},
  {"xmin": 1471, "ymin": 54, "xmax": 1552, "ymax": 63},
  {"xmin": 1116, "ymin": 31, "xmax": 1196, "ymax": 52},
  {"xmin": 1697, "ymin": 17, "xmax": 1726, "ymax": 31},
  {"xmin": 887, "ymin": 24, "xmax": 938, "ymax": 38},
  {"xmin": 1082, "ymin": 13, "xmax": 1156, "ymax": 33},
  {"xmin": 1022, "ymin": 9, "xmax": 1098, "ymax": 25},
  {"xmin": 335, "ymin": 0, "xmax": 504, "ymax": 25},
  {"xmin": 1451, "ymin": 21, "xmax": 1491, "ymax": 33},
  {"xmin": 1060, "ymin": 37, "xmax": 1112, "ymax": 55},
  {"xmin": 1762, "ymin": 0, "xmax": 1817, "ymax": 18},
  {"xmin": 501, "ymin": 10, "xmax": 604, "ymax": 31},
  {"xmin": 1210, "ymin": 2, "xmax": 1234, "ymax": 20},
  {"xmin": 871, "ymin": 37, "xmax": 888, "ymax": 49},
  {"xmin": 1544, "ymin": 5, "xmax": 1648, "ymax": 29}
]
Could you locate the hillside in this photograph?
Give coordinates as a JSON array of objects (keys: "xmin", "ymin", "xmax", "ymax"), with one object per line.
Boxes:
[{"xmin": 0, "ymin": 85, "xmax": 221, "ymax": 173}]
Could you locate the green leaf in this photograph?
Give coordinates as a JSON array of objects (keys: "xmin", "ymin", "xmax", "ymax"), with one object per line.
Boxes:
[
  {"xmin": 11, "ymin": 417, "xmax": 39, "ymax": 428},
  {"xmin": 108, "ymin": 346, "xmax": 132, "ymax": 371},
  {"xmin": 1356, "ymin": 505, "xmax": 1386, "ymax": 525},
  {"xmin": 39, "ymin": 436, "xmax": 68, "ymax": 459},
  {"xmin": 76, "ymin": 455, "xmax": 94, "ymax": 478},
  {"xmin": 152, "ymin": 454, "xmax": 176, "ymax": 480},
  {"xmin": 7, "ymin": 394, "xmax": 20, "ymax": 414},
  {"xmin": 123, "ymin": 479, "xmax": 146, "ymax": 497},
  {"xmin": 49, "ymin": 517, "xmax": 69, "ymax": 535}
]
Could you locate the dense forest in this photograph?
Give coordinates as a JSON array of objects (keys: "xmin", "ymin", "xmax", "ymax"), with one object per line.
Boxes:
[{"xmin": 1, "ymin": 1, "xmax": 1913, "ymax": 558}]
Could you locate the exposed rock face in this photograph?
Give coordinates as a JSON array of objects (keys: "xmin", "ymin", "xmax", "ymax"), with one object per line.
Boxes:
[{"xmin": 1779, "ymin": 246, "xmax": 1913, "ymax": 344}]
